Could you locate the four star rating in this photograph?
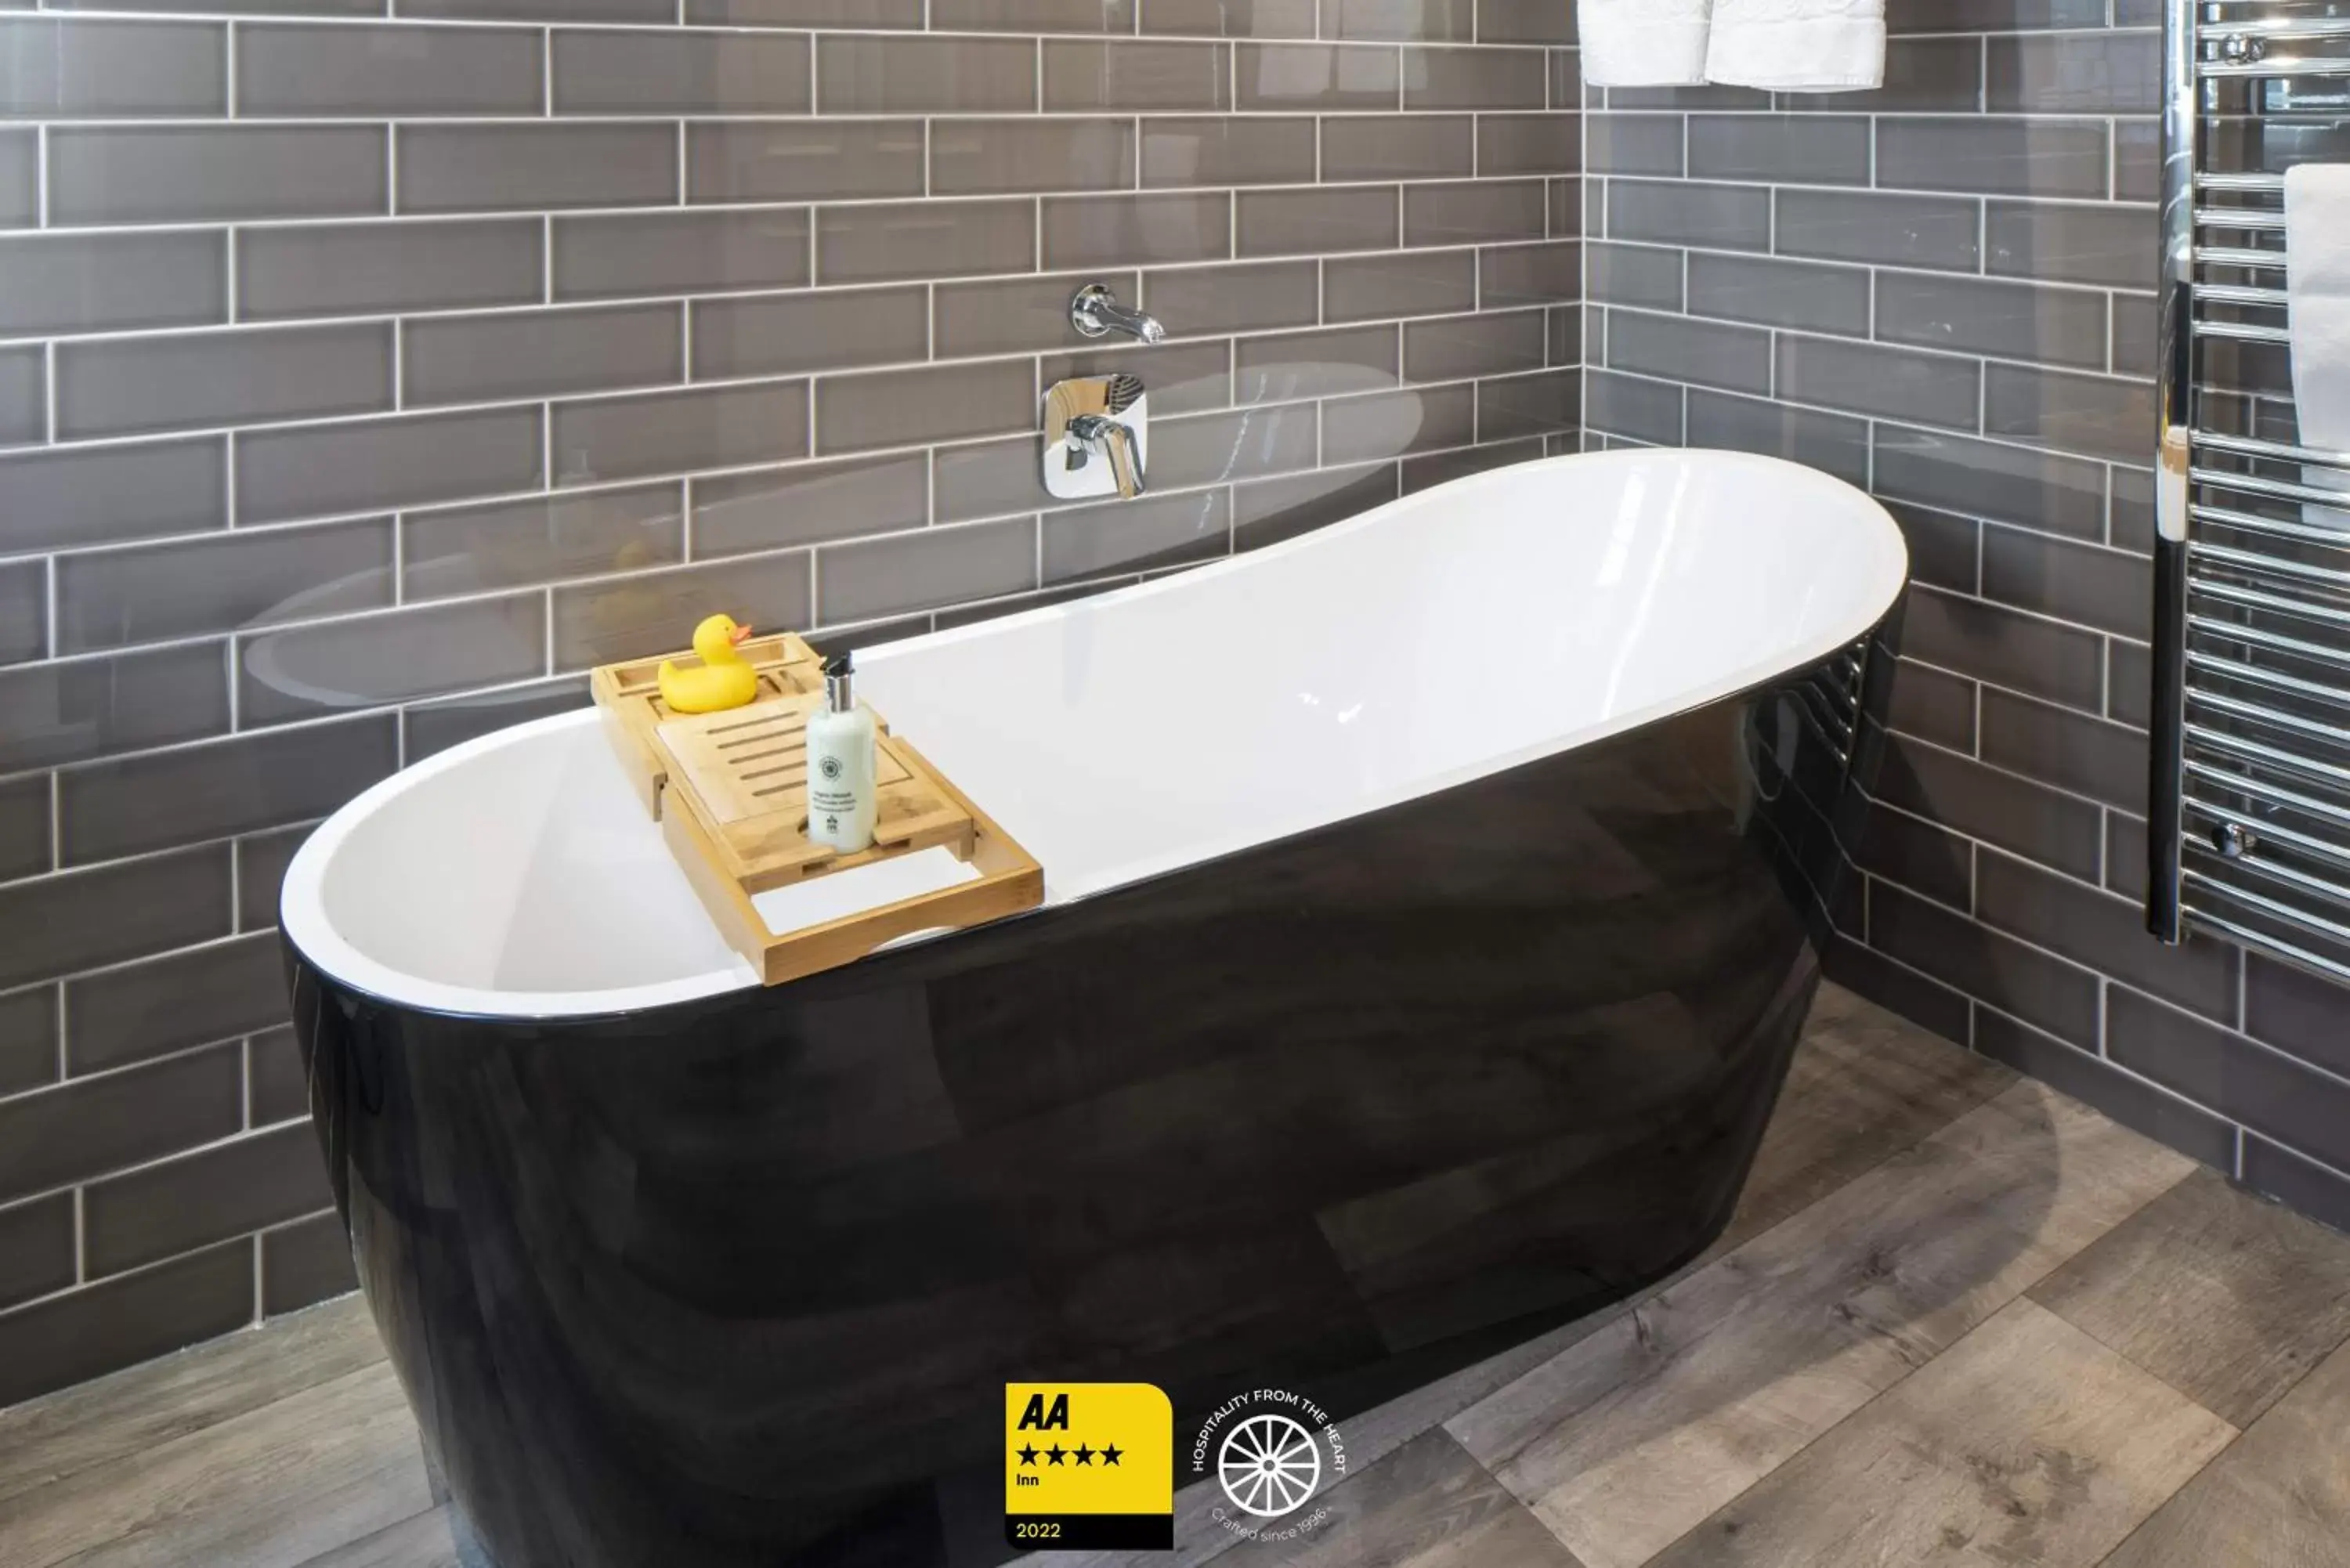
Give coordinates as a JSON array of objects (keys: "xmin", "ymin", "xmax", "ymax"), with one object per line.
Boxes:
[{"xmin": 1018, "ymin": 1443, "xmax": 1124, "ymax": 1467}]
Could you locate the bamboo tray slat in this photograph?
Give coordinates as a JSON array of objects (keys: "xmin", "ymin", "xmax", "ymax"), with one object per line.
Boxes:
[
  {"xmin": 591, "ymin": 635, "xmax": 1042, "ymax": 986},
  {"xmin": 588, "ymin": 632, "xmax": 828, "ymax": 818},
  {"xmin": 656, "ymin": 695, "xmax": 976, "ymax": 893}
]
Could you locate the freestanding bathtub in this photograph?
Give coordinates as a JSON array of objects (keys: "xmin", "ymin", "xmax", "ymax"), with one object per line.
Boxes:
[{"xmin": 281, "ymin": 449, "xmax": 1908, "ymax": 1568}]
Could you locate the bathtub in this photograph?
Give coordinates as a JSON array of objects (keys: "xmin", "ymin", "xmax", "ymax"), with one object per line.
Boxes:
[{"xmin": 280, "ymin": 448, "xmax": 1908, "ymax": 1568}]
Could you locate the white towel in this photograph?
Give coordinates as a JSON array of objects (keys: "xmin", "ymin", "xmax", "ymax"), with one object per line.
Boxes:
[
  {"xmin": 1705, "ymin": 0, "xmax": 1885, "ymax": 92},
  {"xmin": 2288, "ymin": 164, "xmax": 2350, "ymax": 457},
  {"xmin": 1580, "ymin": 0, "xmax": 1710, "ymax": 89}
]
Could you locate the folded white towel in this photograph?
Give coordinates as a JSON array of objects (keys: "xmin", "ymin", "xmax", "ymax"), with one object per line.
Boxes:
[
  {"xmin": 2288, "ymin": 164, "xmax": 2350, "ymax": 457},
  {"xmin": 1706, "ymin": 0, "xmax": 1885, "ymax": 92},
  {"xmin": 1580, "ymin": 0, "xmax": 1710, "ymax": 89}
]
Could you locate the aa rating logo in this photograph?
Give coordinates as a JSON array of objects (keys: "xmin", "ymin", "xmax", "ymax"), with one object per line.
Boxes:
[{"xmin": 1003, "ymin": 1384, "xmax": 1173, "ymax": 1551}]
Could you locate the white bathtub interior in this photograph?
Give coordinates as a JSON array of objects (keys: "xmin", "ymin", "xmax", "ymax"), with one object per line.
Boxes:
[
  {"xmin": 315, "ymin": 715, "xmax": 757, "ymax": 1003},
  {"xmin": 282, "ymin": 449, "xmax": 1909, "ymax": 1018}
]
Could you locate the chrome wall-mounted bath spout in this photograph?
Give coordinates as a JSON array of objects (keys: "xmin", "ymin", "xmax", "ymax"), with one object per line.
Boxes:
[{"xmin": 1069, "ymin": 283, "xmax": 1165, "ymax": 344}]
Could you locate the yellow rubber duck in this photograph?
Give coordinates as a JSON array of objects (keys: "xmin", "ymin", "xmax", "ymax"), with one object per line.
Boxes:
[{"xmin": 658, "ymin": 614, "xmax": 759, "ymax": 714}]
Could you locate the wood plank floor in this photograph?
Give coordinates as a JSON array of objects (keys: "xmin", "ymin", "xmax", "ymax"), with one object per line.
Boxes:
[{"xmin": 4, "ymin": 984, "xmax": 2348, "ymax": 1568}]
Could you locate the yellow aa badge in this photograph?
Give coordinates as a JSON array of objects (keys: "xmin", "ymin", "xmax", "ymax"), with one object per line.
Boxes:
[{"xmin": 1004, "ymin": 1383, "xmax": 1174, "ymax": 1550}]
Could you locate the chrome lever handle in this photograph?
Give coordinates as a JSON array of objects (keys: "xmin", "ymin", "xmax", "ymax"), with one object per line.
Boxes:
[{"xmin": 1067, "ymin": 414, "xmax": 1142, "ymax": 499}]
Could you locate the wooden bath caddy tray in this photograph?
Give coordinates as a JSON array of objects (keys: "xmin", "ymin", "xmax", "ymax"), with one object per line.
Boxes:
[
  {"xmin": 591, "ymin": 634, "xmax": 1043, "ymax": 986},
  {"xmin": 590, "ymin": 632, "xmax": 830, "ymax": 816}
]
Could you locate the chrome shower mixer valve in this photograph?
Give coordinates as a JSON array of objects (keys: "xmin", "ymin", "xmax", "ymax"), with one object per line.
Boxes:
[{"xmin": 1044, "ymin": 284, "xmax": 1161, "ymax": 501}]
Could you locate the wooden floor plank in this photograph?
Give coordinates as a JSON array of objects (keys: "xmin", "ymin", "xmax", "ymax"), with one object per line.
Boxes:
[
  {"xmin": 1710, "ymin": 985, "xmax": 2017, "ymax": 1257},
  {"xmin": 1209, "ymin": 1429, "xmax": 1585, "ymax": 1568},
  {"xmin": 1444, "ymin": 1080, "xmax": 2197, "ymax": 1568},
  {"xmin": 1053, "ymin": 987, "xmax": 2016, "ymax": 1568},
  {"xmin": 2030, "ymin": 1165, "xmax": 2350, "ymax": 1429},
  {"xmin": 287, "ymin": 1505, "xmax": 459, "ymax": 1568},
  {"xmin": 0, "ymin": 1360, "xmax": 431, "ymax": 1568},
  {"xmin": 0, "ymin": 1295, "xmax": 383, "ymax": 1510},
  {"xmin": 1647, "ymin": 1299, "xmax": 2236, "ymax": 1568},
  {"xmin": 19, "ymin": 982, "xmax": 2328, "ymax": 1568},
  {"xmin": 1046, "ymin": 1301, "xmax": 1635, "ymax": 1568},
  {"xmin": 1051, "ymin": 987, "xmax": 2000, "ymax": 1568},
  {"xmin": 2099, "ymin": 1331, "xmax": 2350, "ymax": 1568}
]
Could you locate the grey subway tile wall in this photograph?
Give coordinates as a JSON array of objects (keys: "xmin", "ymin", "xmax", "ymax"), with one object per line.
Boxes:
[
  {"xmin": 0, "ymin": 0, "xmax": 1582, "ymax": 1402},
  {"xmin": 1580, "ymin": 3, "xmax": 2350, "ymax": 1235}
]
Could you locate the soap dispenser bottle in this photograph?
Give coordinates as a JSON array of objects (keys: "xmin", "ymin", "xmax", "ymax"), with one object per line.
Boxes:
[{"xmin": 804, "ymin": 653, "xmax": 877, "ymax": 854}]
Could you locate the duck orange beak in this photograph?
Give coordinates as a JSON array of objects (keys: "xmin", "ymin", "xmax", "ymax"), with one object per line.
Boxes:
[{"xmin": 728, "ymin": 623, "xmax": 753, "ymax": 645}]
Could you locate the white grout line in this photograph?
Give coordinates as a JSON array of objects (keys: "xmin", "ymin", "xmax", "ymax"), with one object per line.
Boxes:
[
  {"xmin": 0, "ymin": 235, "xmax": 1529, "ymax": 353},
  {"xmin": 0, "ymin": 171, "xmax": 2163, "ymax": 259},
  {"xmin": 26, "ymin": 537, "xmax": 61, "ymax": 656}
]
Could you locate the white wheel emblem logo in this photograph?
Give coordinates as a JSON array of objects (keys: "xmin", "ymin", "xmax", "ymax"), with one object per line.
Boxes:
[{"xmin": 1216, "ymin": 1413, "xmax": 1321, "ymax": 1518}]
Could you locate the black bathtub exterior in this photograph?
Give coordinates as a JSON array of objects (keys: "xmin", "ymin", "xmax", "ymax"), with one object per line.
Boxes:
[{"xmin": 288, "ymin": 614, "xmax": 1899, "ymax": 1568}]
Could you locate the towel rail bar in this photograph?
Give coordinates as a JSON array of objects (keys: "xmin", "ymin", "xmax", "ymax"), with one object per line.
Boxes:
[
  {"xmin": 2182, "ymin": 721, "xmax": 2350, "ymax": 793},
  {"xmin": 2220, "ymin": 853, "xmax": 2350, "ymax": 916},
  {"xmin": 2195, "ymin": 431, "xmax": 2350, "ymax": 468},
  {"xmin": 2188, "ymin": 650, "xmax": 2350, "ymax": 714},
  {"xmin": 2187, "ymin": 579, "xmax": 2350, "ymax": 635},
  {"xmin": 2193, "ymin": 320, "xmax": 2292, "ymax": 342},
  {"xmin": 2186, "ymin": 804, "xmax": 2350, "ymax": 879},
  {"xmin": 2152, "ymin": 0, "xmax": 2350, "ymax": 983},
  {"xmin": 2177, "ymin": 903, "xmax": 2350, "ymax": 986},
  {"xmin": 2185, "ymin": 613, "xmax": 2350, "ymax": 679},
  {"xmin": 2190, "ymin": 507, "xmax": 2350, "ymax": 552},
  {"xmin": 2189, "ymin": 466, "xmax": 2350, "ymax": 508},
  {"xmin": 2196, "ymin": 281, "xmax": 2288, "ymax": 308},
  {"xmin": 2185, "ymin": 802, "xmax": 2350, "ymax": 882},
  {"xmin": 2200, "ymin": 16, "xmax": 2350, "ymax": 42},
  {"xmin": 2191, "ymin": 540, "xmax": 2350, "ymax": 592},
  {"xmin": 2188, "ymin": 686, "xmax": 2350, "ymax": 751},
  {"xmin": 2184, "ymin": 759, "xmax": 2350, "ymax": 833},
  {"xmin": 2198, "ymin": 172, "xmax": 2287, "ymax": 193},
  {"xmin": 2183, "ymin": 870, "xmax": 2350, "ymax": 953},
  {"xmin": 2193, "ymin": 208, "xmax": 2284, "ymax": 231},
  {"xmin": 2200, "ymin": 60, "xmax": 2350, "ymax": 78},
  {"xmin": 2196, "ymin": 245, "xmax": 2283, "ymax": 269}
]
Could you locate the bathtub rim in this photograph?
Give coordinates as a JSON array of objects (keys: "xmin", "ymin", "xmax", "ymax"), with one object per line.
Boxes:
[{"xmin": 280, "ymin": 449, "xmax": 1910, "ymax": 1022}]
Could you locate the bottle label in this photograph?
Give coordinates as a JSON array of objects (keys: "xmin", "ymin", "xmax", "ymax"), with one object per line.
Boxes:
[{"xmin": 810, "ymin": 753, "xmax": 855, "ymax": 815}]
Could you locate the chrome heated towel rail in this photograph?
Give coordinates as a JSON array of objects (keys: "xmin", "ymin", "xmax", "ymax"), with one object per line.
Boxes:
[{"xmin": 2152, "ymin": 0, "xmax": 2350, "ymax": 983}]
